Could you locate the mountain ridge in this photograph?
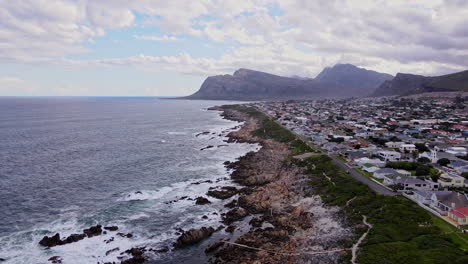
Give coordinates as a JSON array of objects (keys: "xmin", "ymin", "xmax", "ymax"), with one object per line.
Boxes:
[
  {"xmin": 186, "ymin": 64, "xmax": 393, "ymax": 100},
  {"xmin": 372, "ymin": 69, "xmax": 468, "ymax": 97}
]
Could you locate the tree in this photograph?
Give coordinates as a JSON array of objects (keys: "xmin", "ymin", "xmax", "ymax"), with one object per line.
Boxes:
[
  {"xmin": 354, "ymin": 145, "xmax": 361, "ymax": 149},
  {"xmin": 430, "ymin": 169, "xmax": 442, "ymax": 182},
  {"xmin": 437, "ymin": 158, "xmax": 450, "ymax": 167},
  {"xmin": 415, "ymin": 143, "xmax": 429, "ymax": 152},
  {"xmin": 417, "ymin": 157, "xmax": 431, "ymax": 164},
  {"xmin": 415, "ymin": 165, "xmax": 430, "ymax": 176},
  {"xmin": 461, "ymin": 172, "xmax": 468, "ymax": 179}
]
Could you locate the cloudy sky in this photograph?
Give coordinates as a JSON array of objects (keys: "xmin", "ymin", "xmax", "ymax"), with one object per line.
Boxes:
[{"xmin": 1, "ymin": 0, "xmax": 468, "ymax": 96}]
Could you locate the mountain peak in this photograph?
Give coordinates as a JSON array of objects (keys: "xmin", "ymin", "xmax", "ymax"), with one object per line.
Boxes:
[{"xmin": 315, "ymin": 63, "xmax": 393, "ymax": 95}]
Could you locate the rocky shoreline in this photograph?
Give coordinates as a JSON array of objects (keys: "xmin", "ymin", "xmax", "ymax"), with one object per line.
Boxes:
[
  {"xmin": 35, "ymin": 105, "xmax": 350, "ymax": 264},
  {"xmin": 202, "ymin": 105, "xmax": 350, "ymax": 264}
]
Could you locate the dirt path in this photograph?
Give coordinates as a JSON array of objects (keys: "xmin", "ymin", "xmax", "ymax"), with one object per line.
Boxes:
[{"xmin": 351, "ymin": 215, "xmax": 372, "ymax": 264}]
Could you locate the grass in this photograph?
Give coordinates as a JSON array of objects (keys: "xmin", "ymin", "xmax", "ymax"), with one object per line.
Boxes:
[
  {"xmin": 431, "ymin": 215, "xmax": 458, "ymax": 233},
  {"xmin": 335, "ymin": 155, "xmax": 347, "ymax": 162},
  {"xmin": 431, "ymin": 215, "xmax": 468, "ymax": 251}
]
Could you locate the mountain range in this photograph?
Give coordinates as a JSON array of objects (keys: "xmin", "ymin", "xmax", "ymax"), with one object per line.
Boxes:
[
  {"xmin": 372, "ymin": 70, "xmax": 468, "ymax": 96},
  {"xmin": 185, "ymin": 64, "xmax": 467, "ymax": 100}
]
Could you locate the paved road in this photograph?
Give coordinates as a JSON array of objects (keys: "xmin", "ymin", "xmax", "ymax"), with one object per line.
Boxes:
[
  {"xmin": 258, "ymin": 108, "xmax": 397, "ymax": 196},
  {"xmin": 328, "ymin": 156, "xmax": 398, "ymax": 196}
]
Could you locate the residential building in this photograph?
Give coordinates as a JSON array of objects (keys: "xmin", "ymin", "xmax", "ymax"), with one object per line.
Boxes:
[
  {"xmin": 438, "ymin": 173, "xmax": 465, "ymax": 188},
  {"xmin": 448, "ymin": 207, "xmax": 468, "ymax": 226},
  {"xmin": 399, "ymin": 144, "xmax": 417, "ymax": 153},
  {"xmin": 378, "ymin": 150, "xmax": 401, "ymax": 161}
]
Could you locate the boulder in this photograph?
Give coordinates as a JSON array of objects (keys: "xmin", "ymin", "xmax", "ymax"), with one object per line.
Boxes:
[
  {"xmin": 83, "ymin": 225, "xmax": 102, "ymax": 237},
  {"xmin": 195, "ymin": 197, "xmax": 211, "ymax": 205},
  {"xmin": 48, "ymin": 256, "xmax": 63, "ymax": 264},
  {"xmin": 222, "ymin": 208, "xmax": 248, "ymax": 225},
  {"xmin": 104, "ymin": 226, "xmax": 118, "ymax": 231},
  {"xmin": 206, "ymin": 186, "xmax": 238, "ymax": 200},
  {"xmin": 62, "ymin": 234, "xmax": 86, "ymax": 244},
  {"xmin": 39, "ymin": 233, "xmax": 62, "ymax": 247},
  {"xmin": 225, "ymin": 225, "xmax": 236, "ymax": 233},
  {"xmin": 173, "ymin": 227, "xmax": 215, "ymax": 249}
]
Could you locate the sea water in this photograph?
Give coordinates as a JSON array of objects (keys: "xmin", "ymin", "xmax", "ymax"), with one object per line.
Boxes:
[{"xmin": 0, "ymin": 97, "xmax": 258, "ymax": 263}]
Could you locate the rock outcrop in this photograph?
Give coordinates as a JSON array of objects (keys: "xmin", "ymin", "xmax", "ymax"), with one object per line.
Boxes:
[{"xmin": 173, "ymin": 227, "xmax": 216, "ymax": 249}]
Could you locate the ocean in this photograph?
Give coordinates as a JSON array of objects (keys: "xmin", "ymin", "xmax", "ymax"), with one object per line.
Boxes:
[{"xmin": 0, "ymin": 97, "xmax": 258, "ymax": 263}]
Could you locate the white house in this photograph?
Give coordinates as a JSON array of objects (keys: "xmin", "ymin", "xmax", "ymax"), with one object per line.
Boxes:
[
  {"xmin": 385, "ymin": 141, "xmax": 403, "ymax": 148},
  {"xmin": 446, "ymin": 147, "xmax": 467, "ymax": 157},
  {"xmin": 354, "ymin": 157, "xmax": 386, "ymax": 168},
  {"xmin": 378, "ymin": 150, "xmax": 401, "ymax": 161},
  {"xmin": 396, "ymin": 169, "xmax": 411, "ymax": 176},
  {"xmin": 374, "ymin": 168, "xmax": 399, "ymax": 179},
  {"xmin": 399, "ymin": 144, "xmax": 417, "ymax": 153},
  {"xmin": 414, "ymin": 190, "xmax": 451, "ymax": 204},
  {"xmin": 394, "ymin": 178, "xmax": 438, "ymax": 191}
]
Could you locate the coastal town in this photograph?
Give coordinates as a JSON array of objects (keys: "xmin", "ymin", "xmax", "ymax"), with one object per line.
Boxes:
[{"xmin": 252, "ymin": 95, "xmax": 468, "ymax": 229}]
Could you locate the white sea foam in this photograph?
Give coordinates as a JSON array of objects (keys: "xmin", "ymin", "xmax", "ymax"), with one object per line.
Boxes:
[{"xmin": 167, "ymin": 131, "xmax": 187, "ymax": 135}]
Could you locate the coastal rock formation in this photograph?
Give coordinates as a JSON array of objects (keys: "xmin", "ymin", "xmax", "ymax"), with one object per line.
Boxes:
[
  {"xmin": 39, "ymin": 224, "xmax": 110, "ymax": 247},
  {"xmin": 206, "ymin": 186, "xmax": 239, "ymax": 200},
  {"xmin": 83, "ymin": 225, "xmax": 102, "ymax": 237},
  {"xmin": 205, "ymin": 106, "xmax": 350, "ymax": 264},
  {"xmin": 195, "ymin": 196, "xmax": 211, "ymax": 205},
  {"xmin": 173, "ymin": 227, "xmax": 216, "ymax": 249}
]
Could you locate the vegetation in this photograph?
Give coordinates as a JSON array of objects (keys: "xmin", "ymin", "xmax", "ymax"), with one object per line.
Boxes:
[
  {"xmin": 417, "ymin": 157, "xmax": 431, "ymax": 164},
  {"xmin": 290, "ymin": 138, "xmax": 315, "ymax": 154},
  {"xmin": 386, "ymin": 161, "xmax": 433, "ymax": 176},
  {"xmin": 296, "ymin": 155, "xmax": 467, "ymax": 264},
  {"xmin": 437, "ymin": 158, "xmax": 451, "ymax": 167}
]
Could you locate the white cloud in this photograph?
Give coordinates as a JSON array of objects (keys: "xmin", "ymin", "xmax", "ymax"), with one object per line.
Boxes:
[
  {"xmin": 1, "ymin": 0, "xmax": 468, "ymax": 83},
  {"xmin": 133, "ymin": 34, "xmax": 179, "ymax": 42}
]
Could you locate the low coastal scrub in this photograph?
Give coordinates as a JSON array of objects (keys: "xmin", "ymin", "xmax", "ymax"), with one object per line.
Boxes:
[{"xmin": 297, "ymin": 155, "xmax": 468, "ymax": 264}]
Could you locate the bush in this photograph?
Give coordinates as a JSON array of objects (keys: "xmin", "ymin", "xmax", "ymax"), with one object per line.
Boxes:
[
  {"xmin": 437, "ymin": 158, "xmax": 450, "ymax": 167},
  {"xmin": 417, "ymin": 157, "xmax": 431, "ymax": 163}
]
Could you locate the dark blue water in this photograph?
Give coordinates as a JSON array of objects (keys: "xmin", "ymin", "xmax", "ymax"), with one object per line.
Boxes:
[{"xmin": 0, "ymin": 97, "xmax": 258, "ymax": 263}]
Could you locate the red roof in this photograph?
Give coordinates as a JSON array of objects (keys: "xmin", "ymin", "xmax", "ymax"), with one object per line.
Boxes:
[{"xmin": 449, "ymin": 207, "xmax": 468, "ymax": 218}]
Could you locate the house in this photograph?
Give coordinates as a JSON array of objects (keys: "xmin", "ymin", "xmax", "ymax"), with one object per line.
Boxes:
[
  {"xmin": 378, "ymin": 150, "xmax": 401, "ymax": 161},
  {"xmin": 413, "ymin": 190, "xmax": 451, "ymax": 204},
  {"xmin": 446, "ymin": 147, "xmax": 467, "ymax": 156},
  {"xmin": 434, "ymin": 143, "xmax": 450, "ymax": 152},
  {"xmin": 430, "ymin": 192, "xmax": 468, "ymax": 215},
  {"xmin": 394, "ymin": 178, "xmax": 438, "ymax": 191},
  {"xmin": 448, "ymin": 207, "xmax": 468, "ymax": 226},
  {"xmin": 361, "ymin": 164, "xmax": 380, "ymax": 173},
  {"xmin": 353, "ymin": 157, "xmax": 386, "ymax": 168},
  {"xmin": 374, "ymin": 168, "xmax": 399, "ymax": 179},
  {"xmin": 438, "ymin": 173, "xmax": 466, "ymax": 188},
  {"xmin": 448, "ymin": 160, "xmax": 468, "ymax": 171},
  {"xmin": 385, "ymin": 141, "xmax": 404, "ymax": 148},
  {"xmin": 399, "ymin": 144, "xmax": 417, "ymax": 153},
  {"xmin": 419, "ymin": 150, "xmax": 456, "ymax": 163},
  {"xmin": 396, "ymin": 169, "xmax": 411, "ymax": 176},
  {"xmin": 347, "ymin": 151, "xmax": 367, "ymax": 161}
]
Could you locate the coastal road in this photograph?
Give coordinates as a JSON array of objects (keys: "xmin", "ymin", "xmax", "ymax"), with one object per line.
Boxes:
[
  {"xmin": 328, "ymin": 156, "xmax": 398, "ymax": 196},
  {"xmin": 257, "ymin": 107, "xmax": 397, "ymax": 196}
]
